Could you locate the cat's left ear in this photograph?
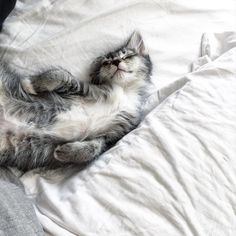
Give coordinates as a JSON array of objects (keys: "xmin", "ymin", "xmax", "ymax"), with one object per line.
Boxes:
[{"xmin": 126, "ymin": 31, "xmax": 147, "ymax": 55}]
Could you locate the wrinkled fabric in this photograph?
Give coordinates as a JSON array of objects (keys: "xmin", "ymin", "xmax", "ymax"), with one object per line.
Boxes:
[{"xmin": 0, "ymin": 0, "xmax": 235, "ymax": 88}]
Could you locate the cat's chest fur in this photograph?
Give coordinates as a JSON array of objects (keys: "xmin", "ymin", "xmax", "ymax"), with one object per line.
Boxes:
[{"xmin": 50, "ymin": 85, "xmax": 140, "ymax": 141}]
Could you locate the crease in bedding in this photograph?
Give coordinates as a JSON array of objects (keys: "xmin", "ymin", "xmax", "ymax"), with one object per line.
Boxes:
[{"xmin": 1, "ymin": 0, "xmax": 235, "ymax": 88}]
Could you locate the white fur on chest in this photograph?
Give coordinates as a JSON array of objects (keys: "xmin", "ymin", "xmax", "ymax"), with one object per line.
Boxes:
[{"xmin": 50, "ymin": 85, "xmax": 140, "ymax": 141}]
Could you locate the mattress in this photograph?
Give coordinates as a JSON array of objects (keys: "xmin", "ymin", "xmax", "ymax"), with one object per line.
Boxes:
[{"xmin": 0, "ymin": 0, "xmax": 236, "ymax": 235}]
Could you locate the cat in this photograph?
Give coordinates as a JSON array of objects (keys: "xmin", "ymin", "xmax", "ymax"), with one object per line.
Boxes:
[{"xmin": 0, "ymin": 31, "xmax": 152, "ymax": 171}]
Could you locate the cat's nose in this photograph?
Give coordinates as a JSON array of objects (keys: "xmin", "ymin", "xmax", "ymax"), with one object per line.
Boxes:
[{"xmin": 112, "ymin": 59, "xmax": 121, "ymax": 67}]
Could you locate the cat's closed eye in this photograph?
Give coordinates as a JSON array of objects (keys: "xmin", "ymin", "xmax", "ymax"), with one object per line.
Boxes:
[
  {"xmin": 102, "ymin": 61, "xmax": 109, "ymax": 66},
  {"xmin": 123, "ymin": 53, "xmax": 136, "ymax": 60}
]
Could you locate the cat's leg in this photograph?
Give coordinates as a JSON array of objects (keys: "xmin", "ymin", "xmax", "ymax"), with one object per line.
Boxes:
[
  {"xmin": 21, "ymin": 68, "xmax": 80, "ymax": 95},
  {"xmin": 0, "ymin": 129, "xmax": 62, "ymax": 171},
  {"xmin": 54, "ymin": 138, "xmax": 106, "ymax": 163},
  {"xmin": 21, "ymin": 68, "xmax": 113, "ymax": 100},
  {"xmin": 20, "ymin": 67, "xmax": 114, "ymax": 103}
]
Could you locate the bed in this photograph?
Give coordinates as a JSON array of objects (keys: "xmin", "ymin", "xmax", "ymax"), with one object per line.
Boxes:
[{"xmin": 0, "ymin": 0, "xmax": 236, "ymax": 235}]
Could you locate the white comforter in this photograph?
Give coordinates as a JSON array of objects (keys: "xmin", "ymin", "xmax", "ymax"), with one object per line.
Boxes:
[{"xmin": 0, "ymin": 1, "xmax": 236, "ymax": 235}]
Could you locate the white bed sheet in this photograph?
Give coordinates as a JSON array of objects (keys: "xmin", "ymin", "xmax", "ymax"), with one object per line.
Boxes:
[{"xmin": 0, "ymin": 0, "xmax": 235, "ymax": 88}]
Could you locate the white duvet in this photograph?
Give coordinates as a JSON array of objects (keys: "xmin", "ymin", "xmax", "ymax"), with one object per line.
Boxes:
[{"xmin": 0, "ymin": 1, "xmax": 236, "ymax": 236}]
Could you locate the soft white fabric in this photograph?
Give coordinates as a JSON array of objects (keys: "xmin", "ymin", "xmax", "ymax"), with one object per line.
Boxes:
[
  {"xmin": 19, "ymin": 33, "xmax": 236, "ymax": 236},
  {"xmin": 0, "ymin": 0, "xmax": 235, "ymax": 88}
]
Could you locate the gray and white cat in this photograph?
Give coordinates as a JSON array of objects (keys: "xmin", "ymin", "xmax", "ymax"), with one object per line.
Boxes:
[{"xmin": 0, "ymin": 32, "xmax": 152, "ymax": 171}]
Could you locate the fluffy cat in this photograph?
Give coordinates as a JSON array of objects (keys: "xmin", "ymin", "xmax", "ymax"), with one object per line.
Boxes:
[{"xmin": 0, "ymin": 31, "xmax": 152, "ymax": 171}]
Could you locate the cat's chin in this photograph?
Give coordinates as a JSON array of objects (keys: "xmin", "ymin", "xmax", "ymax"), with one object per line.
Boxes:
[{"xmin": 111, "ymin": 69, "xmax": 130, "ymax": 81}]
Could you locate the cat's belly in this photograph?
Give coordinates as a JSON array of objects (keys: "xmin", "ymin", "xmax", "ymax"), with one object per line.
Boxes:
[
  {"xmin": 48, "ymin": 102, "xmax": 120, "ymax": 141},
  {"xmin": 48, "ymin": 85, "xmax": 140, "ymax": 141}
]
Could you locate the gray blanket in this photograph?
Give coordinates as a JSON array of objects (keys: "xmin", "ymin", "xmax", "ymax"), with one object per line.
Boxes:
[{"xmin": 0, "ymin": 168, "xmax": 43, "ymax": 236}]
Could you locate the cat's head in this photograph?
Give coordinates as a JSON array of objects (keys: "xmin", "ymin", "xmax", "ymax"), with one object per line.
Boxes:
[{"xmin": 89, "ymin": 31, "xmax": 152, "ymax": 87}]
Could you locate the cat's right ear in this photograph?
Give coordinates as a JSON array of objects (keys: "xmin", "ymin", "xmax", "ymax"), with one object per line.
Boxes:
[{"xmin": 126, "ymin": 31, "xmax": 147, "ymax": 55}]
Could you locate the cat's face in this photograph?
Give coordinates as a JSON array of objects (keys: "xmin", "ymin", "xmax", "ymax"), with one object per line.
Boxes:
[{"xmin": 90, "ymin": 32, "xmax": 152, "ymax": 87}]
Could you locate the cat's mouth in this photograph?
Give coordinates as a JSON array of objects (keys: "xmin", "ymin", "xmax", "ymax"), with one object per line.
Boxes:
[
  {"xmin": 118, "ymin": 68, "xmax": 132, "ymax": 73},
  {"xmin": 112, "ymin": 68, "xmax": 132, "ymax": 78}
]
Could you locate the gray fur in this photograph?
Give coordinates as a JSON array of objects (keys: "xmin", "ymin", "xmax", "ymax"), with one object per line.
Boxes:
[{"xmin": 0, "ymin": 31, "xmax": 152, "ymax": 171}]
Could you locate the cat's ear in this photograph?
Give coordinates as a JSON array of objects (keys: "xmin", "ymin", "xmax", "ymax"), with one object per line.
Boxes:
[
  {"xmin": 126, "ymin": 31, "xmax": 147, "ymax": 55},
  {"xmin": 89, "ymin": 56, "xmax": 104, "ymax": 84}
]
